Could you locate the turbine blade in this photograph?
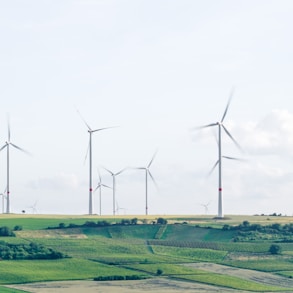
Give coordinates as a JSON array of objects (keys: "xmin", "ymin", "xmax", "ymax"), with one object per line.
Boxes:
[
  {"xmin": 10, "ymin": 143, "xmax": 31, "ymax": 155},
  {"xmin": 0, "ymin": 144, "xmax": 7, "ymax": 152},
  {"xmin": 193, "ymin": 123, "xmax": 218, "ymax": 130},
  {"xmin": 130, "ymin": 167, "xmax": 145, "ymax": 170},
  {"xmin": 148, "ymin": 170, "xmax": 159, "ymax": 190},
  {"xmin": 84, "ymin": 142, "xmax": 89, "ymax": 165},
  {"xmin": 92, "ymin": 126, "xmax": 118, "ymax": 133},
  {"xmin": 97, "ymin": 169, "xmax": 102, "ymax": 182},
  {"xmin": 7, "ymin": 114, "xmax": 11, "ymax": 142},
  {"xmin": 103, "ymin": 167, "xmax": 114, "ymax": 176},
  {"xmin": 221, "ymin": 88, "xmax": 234, "ymax": 122},
  {"xmin": 207, "ymin": 160, "xmax": 219, "ymax": 177},
  {"xmin": 76, "ymin": 108, "xmax": 92, "ymax": 131},
  {"xmin": 221, "ymin": 125, "xmax": 243, "ymax": 152},
  {"xmin": 101, "ymin": 184, "xmax": 111, "ymax": 189},
  {"xmin": 148, "ymin": 150, "xmax": 158, "ymax": 168},
  {"xmin": 115, "ymin": 168, "xmax": 127, "ymax": 176},
  {"xmin": 223, "ymin": 156, "xmax": 246, "ymax": 162},
  {"xmin": 94, "ymin": 184, "xmax": 101, "ymax": 192}
]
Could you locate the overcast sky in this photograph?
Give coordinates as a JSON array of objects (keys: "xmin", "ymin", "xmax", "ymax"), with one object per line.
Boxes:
[{"xmin": 0, "ymin": 0, "xmax": 293, "ymax": 216}]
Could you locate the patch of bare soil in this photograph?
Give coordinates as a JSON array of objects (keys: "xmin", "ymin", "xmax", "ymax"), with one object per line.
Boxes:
[
  {"xmin": 7, "ymin": 278, "xmax": 255, "ymax": 293},
  {"xmin": 184, "ymin": 262, "xmax": 293, "ymax": 289}
]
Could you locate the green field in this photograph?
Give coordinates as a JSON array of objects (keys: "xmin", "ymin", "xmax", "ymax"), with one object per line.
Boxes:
[{"xmin": 0, "ymin": 214, "xmax": 293, "ymax": 291}]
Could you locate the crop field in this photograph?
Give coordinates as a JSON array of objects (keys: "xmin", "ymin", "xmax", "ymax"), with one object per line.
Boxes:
[{"xmin": 0, "ymin": 214, "xmax": 293, "ymax": 292}]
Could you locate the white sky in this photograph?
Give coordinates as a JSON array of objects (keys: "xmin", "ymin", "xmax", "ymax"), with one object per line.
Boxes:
[{"xmin": 0, "ymin": 0, "xmax": 293, "ymax": 216}]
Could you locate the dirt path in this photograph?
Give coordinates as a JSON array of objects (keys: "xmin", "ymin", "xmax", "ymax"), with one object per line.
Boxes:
[
  {"xmin": 7, "ymin": 278, "xmax": 254, "ymax": 293},
  {"xmin": 184, "ymin": 263, "xmax": 293, "ymax": 289}
]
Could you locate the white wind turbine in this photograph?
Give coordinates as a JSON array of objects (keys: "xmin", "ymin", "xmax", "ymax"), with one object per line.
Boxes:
[
  {"xmin": 196, "ymin": 90, "xmax": 242, "ymax": 218},
  {"xmin": 77, "ymin": 110, "xmax": 115, "ymax": 215},
  {"xmin": 200, "ymin": 201, "xmax": 211, "ymax": 215},
  {"xmin": 0, "ymin": 188, "xmax": 6, "ymax": 214},
  {"xmin": 27, "ymin": 201, "xmax": 38, "ymax": 214},
  {"xmin": 94, "ymin": 170, "xmax": 111, "ymax": 216},
  {"xmin": 0, "ymin": 117, "xmax": 30, "ymax": 214},
  {"xmin": 103, "ymin": 167, "xmax": 126, "ymax": 216},
  {"xmin": 115, "ymin": 200, "xmax": 127, "ymax": 215},
  {"xmin": 135, "ymin": 151, "xmax": 158, "ymax": 216}
]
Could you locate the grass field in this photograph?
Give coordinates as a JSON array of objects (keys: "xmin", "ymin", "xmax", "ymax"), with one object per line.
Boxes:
[{"xmin": 0, "ymin": 214, "xmax": 292, "ymax": 292}]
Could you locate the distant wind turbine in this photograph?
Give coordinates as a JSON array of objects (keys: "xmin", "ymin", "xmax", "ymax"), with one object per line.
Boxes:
[
  {"xmin": 94, "ymin": 170, "xmax": 111, "ymax": 215},
  {"xmin": 0, "ymin": 188, "xmax": 6, "ymax": 214},
  {"xmin": 103, "ymin": 167, "xmax": 126, "ymax": 216},
  {"xmin": 0, "ymin": 117, "xmax": 30, "ymax": 214},
  {"xmin": 115, "ymin": 200, "xmax": 127, "ymax": 215},
  {"xmin": 200, "ymin": 201, "xmax": 211, "ymax": 215},
  {"xmin": 135, "ymin": 151, "xmax": 158, "ymax": 215},
  {"xmin": 195, "ymin": 89, "xmax": 242, "ymax": 218},
  {"xmin": 77, "ymin": 109, "xmax": 116, "ymax": 215},
  {"xmin": 27, "ymin": 201, "xmax": 38, "ymax": 214}
]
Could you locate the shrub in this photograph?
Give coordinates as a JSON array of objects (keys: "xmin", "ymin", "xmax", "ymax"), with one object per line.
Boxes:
[
  {"xmin": 269, "ymin": 244, "xmax": 282, "ymax": 255},
  {"xmin": 59, "ymin": 223, "xmax": 66, "ymax": 229},
  {"xmin": 94, "ymin": 275, "xmax": 147, "ymax": 281},
  {"xmin": 157, "ymin": 218, "xmax": 167, "ymax": 225},
  {"xmin": 13, "ymin": 225, "xmax": 23, "ymax": 231},
  {"xmin": 0, "ymin": 226, "xmax": 15, "ymax": 236},
  {"xmin": 131, "ymin": 218, "xmax": 138, "ymax": 225},
  {"xmin": 156, "ymin": 269, "xmax": 163, "ymax": 276}
]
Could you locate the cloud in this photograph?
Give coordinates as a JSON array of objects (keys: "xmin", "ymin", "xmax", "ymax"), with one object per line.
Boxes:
[
  {"xmin": 240, "ymin": 109, "xmax": 293, "ymax": 157},
  {"xmin": 27, "ymin": 173, "xmax": 80, "ymax": 191}
]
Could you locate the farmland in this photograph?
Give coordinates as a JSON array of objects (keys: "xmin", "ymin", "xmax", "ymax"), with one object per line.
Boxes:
[{"xmin": 0, "ymin": 214, "xmax": 293, "ymax": 292}]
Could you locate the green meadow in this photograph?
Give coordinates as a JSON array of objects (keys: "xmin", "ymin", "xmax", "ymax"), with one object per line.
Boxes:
[{"xmin": 0, "ymin": 214, "xmax": 292, "ymax": 292}]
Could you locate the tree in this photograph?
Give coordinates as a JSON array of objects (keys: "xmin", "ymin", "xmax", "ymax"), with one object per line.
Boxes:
[
  {"xmin": 157, "ymin": 218, "xmax": 167, "ymax": 225},
  {"xmin": 131, "ymin": 218, "xmax": 138, "ymax": 225},
  {"xmin": 269, "ymin": 244, "xmax": 282, "ymax": 255},
  {"xmin": 156, "ymin": 269, "xmax": 163, "ymax": 276}
]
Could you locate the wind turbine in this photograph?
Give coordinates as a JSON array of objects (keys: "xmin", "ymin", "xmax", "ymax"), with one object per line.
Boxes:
[
  {"xmin": 0, "ymin": 188, "xmax": 6, "ymax": 214},
  {"xmin": 103, "ymin": 167, "xmax": 126, "ymax": 216},
  {"xmin": 94, "ymin": 170, "xmax": 111, "ymax": 215},
  {"xmin": 115, "ymin": 200, "xmax": 127, "ymax": 215},
  {"xmin": 135, "ymin": 151, "xmax": 158, "ymax": 216},
  {"xmin": 200, "ymin": 201, "xmax": 211, "ymax": 215},
  {"xmin": 0, "ymin": 117, "xmax": 30, "ymax": 214},
  {"xmin": 27, "ymin": 201, "xmax": 38, "ymax": 214},
  {"xmin": 195, "ymin": 90, "xmax": 242, "ymax": 218},
  {"xmin": 77, "ymin": 109, "xmax": 115, "ymax": 215}
]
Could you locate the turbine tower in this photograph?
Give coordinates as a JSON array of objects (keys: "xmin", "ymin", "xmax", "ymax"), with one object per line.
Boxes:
[
  {"xmin": 94, "ymin": 170, "xmax": 111, "ymax": 216},
  {"xmin": 104, "ymin": 168, "xmax": 125, "ymax": 216},
  {"xmin": 196, "ymin": 90, "xmax": 241, "ymax": 218},
  {"xmin": 0, "ymin": 117, "xmax": 30, "ymax": 214},
  {"xmin": 77, "ymin": 110, "xmax": 115, "ymax": 215},
  {"xmin": 136, "ymin": 151, "xmax": 158, "ymax": 215}
]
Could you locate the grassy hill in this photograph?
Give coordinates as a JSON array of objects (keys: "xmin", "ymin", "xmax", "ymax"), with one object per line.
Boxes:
[{"xmin": 0, "ymin": 214, "xmax": 292, "ymax": 292}]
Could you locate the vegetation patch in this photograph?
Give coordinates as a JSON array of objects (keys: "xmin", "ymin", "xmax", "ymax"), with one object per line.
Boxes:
[
  {"xmin": 177, "ymin": 273, "xmax": 287, "ymax": 292},
  {"xmin": 151, "ymin": 245, "xmax": 227, "ymax": 262},
  {"xmin": 223, "ymin": 221, "xmax": 293, "ymax": 242},
  {"xmin": 0, "ymin": 241, "xmax": 66, "ymax": 260},
  {"xmin": 0, "ymin": 214, "xmax": 292, "ymax": 291},
  {"xmin": 223, "ymin": 258, "xmax": 293, "ymax": 272},
  {"xmin": 94, "ymin": 275, "xmax": 148, "ymax": 281},
  {"xmin": 127, "ymin": 263, "xmax": 206, "ymax": 276},
  {"xmin": 0, "ymin": 258, "xmax": 135, "ymax": 284}
]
